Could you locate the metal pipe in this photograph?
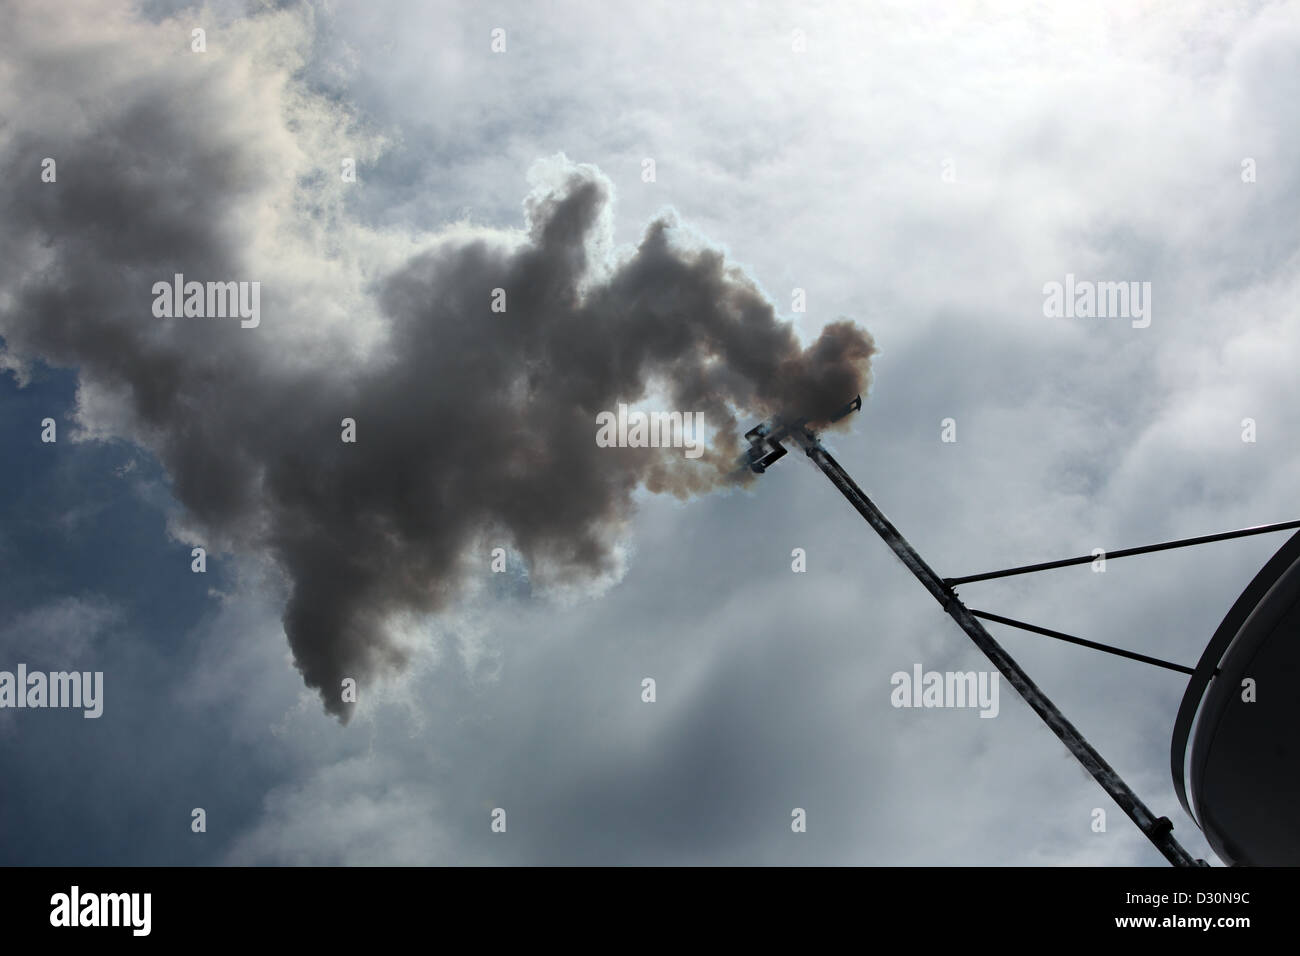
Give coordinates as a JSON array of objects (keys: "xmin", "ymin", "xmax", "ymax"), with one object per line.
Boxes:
[{"xmin": 791, "ymin": 427, "xmax": 1205, "ymax": 867}]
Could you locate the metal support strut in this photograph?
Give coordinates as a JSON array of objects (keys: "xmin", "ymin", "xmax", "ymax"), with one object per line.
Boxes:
[
  {"xmin": 790, "ymin": 426, "xmax": 1205, "ymax": 867},
  {"xmin": 944, "ymin": 519, "xmax": 1300, "ymax": 587},
  {"xmin": 967, "ymin": 609, "xmax": 1198, "ymax": 676}
]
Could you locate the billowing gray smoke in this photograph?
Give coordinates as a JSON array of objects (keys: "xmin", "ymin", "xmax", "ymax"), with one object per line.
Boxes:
[{"xmin": 0, "ymin": 4, "xmax": 874, "ymax": 719}]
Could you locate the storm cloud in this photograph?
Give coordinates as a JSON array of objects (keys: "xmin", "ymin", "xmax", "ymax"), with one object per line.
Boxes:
[{"xmin": 0, "ymin": 2, "xmax": 874, "ymax": 717}]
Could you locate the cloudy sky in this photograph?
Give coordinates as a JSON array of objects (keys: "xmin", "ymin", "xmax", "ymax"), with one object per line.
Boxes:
[{"xmin": 1, "ymin": 0, "xmax": 1297, "ymax": 866}]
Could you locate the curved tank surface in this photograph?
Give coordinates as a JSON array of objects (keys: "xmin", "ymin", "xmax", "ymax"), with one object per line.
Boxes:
[{"xmin": 1171, "ymin": 530, "xmax": 1300, "ymax": 865}]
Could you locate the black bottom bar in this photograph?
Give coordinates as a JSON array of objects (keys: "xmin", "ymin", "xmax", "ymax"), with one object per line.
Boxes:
[{"xmin": 0, "ymin": 865, "xmax": 1276, "ymax": 941}]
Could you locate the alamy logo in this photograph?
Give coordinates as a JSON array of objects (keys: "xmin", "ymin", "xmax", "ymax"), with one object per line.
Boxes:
[
  {"xmin": 50, "ymin": 886, "xmax": 150, "ymax": 936},
  {"xmin": 0, "ymin": 664, "xmax": 103, "ymax": 718},
  {"xmin": 1042, "ymin": 273, "xmax": 1151, "ymax": 328},
  {"xmin": 890, "ymin": 664, "xmax": 1000, "ymax": 718},
  {"xmin": 151, "ymin": 273, "xmax": 261, "ymax": 328},
  {"xmin": 595, "ymin": 404, "xmax": 704, "ymax": 459}
]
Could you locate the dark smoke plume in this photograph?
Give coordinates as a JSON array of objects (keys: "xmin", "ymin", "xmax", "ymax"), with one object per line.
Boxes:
[{"xmin": 0, "ymin": 5, "xmax": 874, "ymax": 718}]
